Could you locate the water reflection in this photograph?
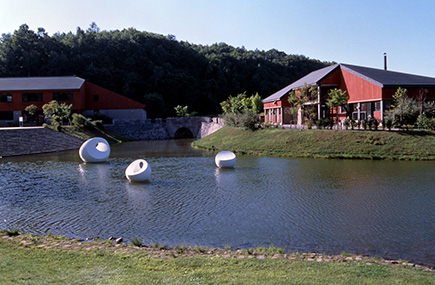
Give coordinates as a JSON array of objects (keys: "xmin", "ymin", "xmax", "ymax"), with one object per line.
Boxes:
[{"xmin": 0, "ymin": 141, "xmax": 434, "ymax": 267}]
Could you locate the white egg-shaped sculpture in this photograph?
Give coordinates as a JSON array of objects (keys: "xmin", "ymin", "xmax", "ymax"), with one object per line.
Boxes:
[
  {"xmin": 215, "ymin": 150, "xmax": 236, "ymax": 168},
  {"xmin": 125, "ymin": 159, "xmax": 151, "ymax": 182},
  {"xmin": 79, "ymin": 137, "xmax": 111, "ymax": 163}
]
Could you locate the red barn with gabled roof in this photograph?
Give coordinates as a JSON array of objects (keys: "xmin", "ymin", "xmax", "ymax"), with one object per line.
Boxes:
[
  {"xmin": 0, "ymin": 76, "xmax": 146, "ymax": 124},
  {"xmin": 263, "ymin": 63, "xmax": 435, "ymax": 125}
]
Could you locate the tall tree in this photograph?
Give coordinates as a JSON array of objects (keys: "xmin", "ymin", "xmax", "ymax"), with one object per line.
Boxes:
[
  {"xmin": 326, "ymin": 88, "xmax": 349, "ymax": 123},
  {"xmin": 287, "ymin": 83, "xmax": 318, "ymax": 124}
]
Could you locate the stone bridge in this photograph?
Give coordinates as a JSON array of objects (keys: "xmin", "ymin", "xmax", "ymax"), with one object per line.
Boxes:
[{"xmin": 106, "ymin": 117, "xmax": 225, "ymax": 140}]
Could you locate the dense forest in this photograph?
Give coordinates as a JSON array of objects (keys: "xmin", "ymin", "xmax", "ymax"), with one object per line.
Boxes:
[{"xmin": 0, "ymin": 23, "xmax": 331, "ymax": 117}]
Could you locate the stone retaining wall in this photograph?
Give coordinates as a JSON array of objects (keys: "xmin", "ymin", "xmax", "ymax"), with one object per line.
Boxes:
[
  {"xmin": 105, "ymin": 120, "xmax": 169, "ymax": 140},
  {"xmin": 0, "ymin": 127, "xmax": 85, "ymax": 157},
  {"xmin": 105, "ymin": 117, "xmax": 224, "ymax": 140}
]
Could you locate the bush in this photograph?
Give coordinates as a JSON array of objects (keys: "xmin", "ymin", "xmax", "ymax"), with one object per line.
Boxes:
[
  {"xmin": 315, "ymin": 119, "xmax": 333, "ymax": 129},
  {"xmin": 315, "ymin": 119, "xmax": 324, "ymax": 129},
  {"xmin": 417, "ymin": 113, "xmax": 435, "ymax": 130},
  {"xmin": 343, "ymin": 118, "xmax": 351, "ymax": 130},
  {"xmin": 72, "ymin": 113, "xmax": 86, "ymax": 128},
  {"xmin": 360, "ymin": 119, "xmax": 367, "ymax": 130},
  {"xmin": 223, "ymin": 111, "xmax": 259, "ymax": 130}
]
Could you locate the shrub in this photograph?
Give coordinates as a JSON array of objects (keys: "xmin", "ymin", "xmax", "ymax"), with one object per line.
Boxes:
[
  {"xmin": 416, "ymin": 113, "xmax": 435, "ymax": 130},
  {"xmin": 343, "ymin": 118, "xmax": 351, "ymax": 130},
  {"xmin": 384, "ymin": 116, "xmax": 393, "ymax": 130},
  {"xmin": 373, "ymin": 119, "xmax": 379, "ymax": 130},
  {"xmin": 223, "ymin": 111, "xmax": 259, "ymax": 130},
  {"xmin": 72, "ymin": 113, "xmax": 86, "ymax": 128},
  {"xmin": 306, "ymin": 120, "xmax": 314, "ymax": 129},
  {"xmin": 361, "ymin": 119, "xmax": 367, "ymax": 130},
  {"xmin": 324, "ymin": 118, "xmax": 334, "ymax": 129},
  {"xmin": 315, "ymin": 119, "xmax": 324, "ymax": 129}
]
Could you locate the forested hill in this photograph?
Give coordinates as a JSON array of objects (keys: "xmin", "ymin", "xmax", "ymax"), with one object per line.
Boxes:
[{"xmin": 0, "ymin": 24, "xmax": 331, "ymax": 117}]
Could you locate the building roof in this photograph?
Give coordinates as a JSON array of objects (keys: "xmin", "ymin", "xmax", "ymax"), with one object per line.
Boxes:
[
  {"xmin": 263, "ymin": 63, "xmax": 435, "ymax": 103},
  {"xmin": 340, "ymin": 64, "xmax": 435, "ymax": 87},
  {"xmin": 263, "ymin": 64, "xmax": 339, "ymax": 103},
  {"xmin": 0, "ymin": 76, "xmax": 85, "ymax": 91}
]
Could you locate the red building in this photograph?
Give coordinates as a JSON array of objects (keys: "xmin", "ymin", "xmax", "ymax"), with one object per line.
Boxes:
[
  {"xmin": 263, "ymin": 64, "xmax": 435, "ymax": 125},
  {"xmin": 0, "ymin": 76, "xmax": 146, "ymax": 124}
]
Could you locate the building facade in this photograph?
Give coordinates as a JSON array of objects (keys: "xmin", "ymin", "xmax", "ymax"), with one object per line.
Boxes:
[
  {"xmin": 0, "ymin": 76, "xmax": 146, "ymax": 125},
  {"xmin": 263, "ymin": 64, "xmax": 435, "ymax": 125}
]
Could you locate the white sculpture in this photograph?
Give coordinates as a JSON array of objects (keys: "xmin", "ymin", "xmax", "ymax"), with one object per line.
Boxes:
[
  {"xmin": 215, "ymin": 150, "xmax": 236, "ymax": 168},
  {"xmin": 125, "ymin": 159, "xmax": 151, "ymax": 182},
  {"xmin": 79, "ymin": 137, "xmax": 111, "ymax": 163}
]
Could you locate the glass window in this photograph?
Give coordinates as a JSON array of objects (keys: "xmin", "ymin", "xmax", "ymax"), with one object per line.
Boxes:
[
  {"xmin": 375, "ymin": 101, "xmax": 381, "ymax": 112},
  {"xmin": 93, "ymin": 95, "xmax": 99, "ymax": 101},
  {"xmin": 22, "ymin": 93, "xmax": 43, "ymax": 102},
  {"xmin": 53, "ymin": 92, "xmax": 73, "ymax": 102},
  {"xmin": 0, "ymin": 93, "xmax": 12, "ymax": 103},
  {"xmin": 0, "ymin": 111, "xmax": 13, "ymax": 120}
]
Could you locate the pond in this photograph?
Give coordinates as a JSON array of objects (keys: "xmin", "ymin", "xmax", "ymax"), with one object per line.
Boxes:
[{"xmin": 0, "ymin": 139, "xmax": 434, "ymax": 267}]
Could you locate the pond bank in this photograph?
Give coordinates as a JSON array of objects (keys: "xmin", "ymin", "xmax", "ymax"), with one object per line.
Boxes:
[
  {"xmin": 1, "ymin": 232, "xmax": 433, "ymax": 271},
  {"xmin": 192, "ymin": 127, "xmax": 435, "ymax": 160},
  {"xmin": 3, "ymin": 234, "xmax": 433, "ymax": 284}
]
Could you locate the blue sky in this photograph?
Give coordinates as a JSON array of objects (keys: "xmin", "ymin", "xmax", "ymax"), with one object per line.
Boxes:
[{"xmin": 1, "ymin": 0, "xmax": 435, "ymax": 77}]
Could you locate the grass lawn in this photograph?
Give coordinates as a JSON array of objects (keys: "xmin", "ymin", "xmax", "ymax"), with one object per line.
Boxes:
[
  {"xmin": 0, "ymin": 233, "xmax": 433, "ymax": 284},
  {"xmin": 193, "ymin": 127, "xmax": 435, "ymax": 160}
]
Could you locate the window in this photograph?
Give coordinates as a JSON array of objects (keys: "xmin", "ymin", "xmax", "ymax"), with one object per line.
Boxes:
[
  {"xmin": 53, "ymin": 92, "xmax": 73, "ymax": 102},
  {"xmin": 93, "ymin": 95, "xmax": 99, "ymax": 101},
  {"xmin": 375, "ymin": 101, "xmax": 381, "ymax": 112},
  {"xmin": 0, "ymin": 111, "xmax": 13, "ymax": 120},
  {"xmin": 22, "ymin": 93, "xmax": 43, "ymax": 102},
  {"xmin": 0, "ymin": 93, "xmax": 12, "ymax": 103}
]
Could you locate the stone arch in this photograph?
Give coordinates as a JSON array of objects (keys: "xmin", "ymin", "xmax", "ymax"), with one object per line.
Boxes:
[{"xmin": 174, "ymin": 127, "xmax": 194, "ymax": 139}]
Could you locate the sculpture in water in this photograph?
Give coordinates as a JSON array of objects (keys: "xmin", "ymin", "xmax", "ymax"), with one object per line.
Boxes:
[
  {"xmin": 79, "ymin": 137, "xmax": 111, "ymax": 163},
  {"xmin": 215, "ymin": 150, "xmax": 236, "ymax": 168},
  {"xmin": 125, "ymin": 159, "xmax": 151, "ymax": 182}
]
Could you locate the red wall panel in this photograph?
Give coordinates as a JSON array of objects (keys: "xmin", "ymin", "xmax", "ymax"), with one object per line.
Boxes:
[
  {"xmin": 84, "ymin": 82, "xmax": 145, "ymax": 110},
  {"xmin": 341, "ymin": 69, "xmax": 383, "ymax": 103}
]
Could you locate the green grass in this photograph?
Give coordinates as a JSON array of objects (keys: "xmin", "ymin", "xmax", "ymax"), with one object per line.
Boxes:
[
  {"xmin": 193, "ymin": 127, "xmax": 435, "ymax": 160},
  {"xmin": 0, "ymin": 236, "xmax": 433, "ymax": 284}
]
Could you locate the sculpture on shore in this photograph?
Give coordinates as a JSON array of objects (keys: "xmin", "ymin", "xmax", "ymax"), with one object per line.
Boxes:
[
  {"xmin": 125, "ymin": 159, "xmax": 151, "ymax": 182},
  {"xmin": 215, "ymin": 151, "xmax": 236, "ymax": 168},
  {"xmin": 79, "ymin": 137, "xmax": 111, "ymax": 163}
]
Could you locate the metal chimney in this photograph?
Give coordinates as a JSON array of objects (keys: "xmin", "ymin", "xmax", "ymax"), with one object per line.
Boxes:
[{"xmin": 384, "ymin": 53, "xmax": 387, "ymax": 70}]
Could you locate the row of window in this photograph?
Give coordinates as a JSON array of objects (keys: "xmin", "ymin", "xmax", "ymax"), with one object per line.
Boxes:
[{"xmin": 0, "ymin": 92, "xmax": 74, "ymax": 103}]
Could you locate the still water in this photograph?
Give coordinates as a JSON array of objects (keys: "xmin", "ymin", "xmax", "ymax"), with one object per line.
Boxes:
[{"xmin": 0, "ymin": 139, "xmax": 434, "ymax": 266}]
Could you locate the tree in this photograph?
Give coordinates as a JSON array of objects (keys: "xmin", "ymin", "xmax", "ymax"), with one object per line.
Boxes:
[
  {"xmin": 220, "ymin": 92, "xmax": 263, "ymax": 115},
  {"xmin": 220, "ymin": 92, "xmax": 262, "ymax": 130},
  {"xmin": 24, "ymin": 104, "xmax": 37, "ymax": 123},
  {"xmin": 326, "ymin": 88, "xmax": 349, "ymax": 123},
  {"xmin": 287, "ymin": 83, "xmax": 318, "ymax": 125},
  {"xmin": 174, "ymin": 105, "xmax": 197, "ymax": 117},
  {"xmin": 416, "ymin": 88, "xmax": 428, "ymax": 116},
  {"xmin": 385, "ymin": 87, "xmax": 419, "ymax": 128},
  {"xmin": 42, "ymin": 100, "xmax": 72, "ymax": 127}
]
